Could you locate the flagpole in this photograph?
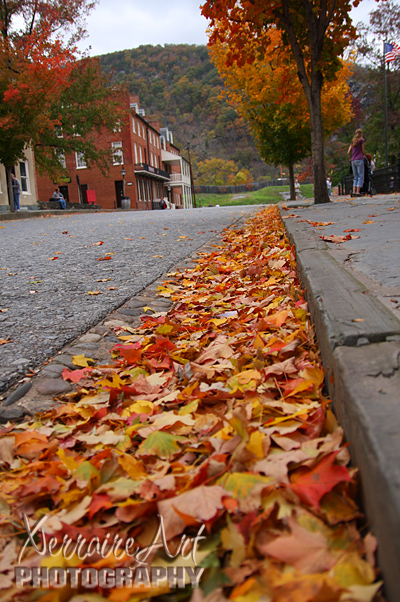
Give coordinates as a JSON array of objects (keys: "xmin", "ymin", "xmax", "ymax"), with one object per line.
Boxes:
[{"xmin": 384, "ymin": 41, "xmax": 388, "ymax": 166}]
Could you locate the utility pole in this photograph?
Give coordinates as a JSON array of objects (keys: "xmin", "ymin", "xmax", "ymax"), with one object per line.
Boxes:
[
  {"xmin": 185, "ymin": 144, "xmax": 196, "ymax": 208},
  {"xmin": 384, "ymin": 42, "xmax": 389, "ymax": 167}
]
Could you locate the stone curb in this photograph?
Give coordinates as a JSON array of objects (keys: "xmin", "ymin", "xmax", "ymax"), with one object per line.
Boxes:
[
  {"xmin": 280, "ymin": 207, "xmax": 400, "ymax": 602},
  {"xmin": 0, "ymin": 209, "xmax": 108, "ymax": 221}
]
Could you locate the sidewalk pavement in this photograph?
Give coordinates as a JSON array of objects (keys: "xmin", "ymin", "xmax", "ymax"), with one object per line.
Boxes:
[{"xmin": 279, "ymin": 192, "xmax": 400, "ymax": 602}]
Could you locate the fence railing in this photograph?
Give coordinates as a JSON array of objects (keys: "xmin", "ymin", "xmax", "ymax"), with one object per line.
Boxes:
[
  {"xmin": 195, "ymin": 179, "xmax": 290, "ymax": 195},
  {"xmin": 338, "ymin": 154, "xmax": 400, "ymax": 195}
]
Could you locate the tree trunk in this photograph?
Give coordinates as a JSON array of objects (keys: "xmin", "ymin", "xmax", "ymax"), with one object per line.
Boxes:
[
  {"xmin": 280, "ymin": 1, "xmax": 331, "ymax": 205},
  {"xmin": 288, "ymin": 163, "xmax": 295, "ymax": 200},
  {"xmin": 309, "ymin": 79, "xmax": 330, "ymax": 204},
  {"xmin": 6, "ymin": 167, "xmax": 15, "ymax": 212}
]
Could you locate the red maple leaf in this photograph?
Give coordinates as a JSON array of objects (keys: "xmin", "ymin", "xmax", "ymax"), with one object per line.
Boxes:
[{"xmin": 290, "ymin": 452, "xmax": 352, "ymax": 508}]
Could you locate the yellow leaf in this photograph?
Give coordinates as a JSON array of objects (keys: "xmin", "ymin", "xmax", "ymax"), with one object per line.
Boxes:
[
  {"xmin": 208, "ymin": 317, "xmax": 228, "ymax": 326},
  {"xmin": 246, "ymin": 431, "xmax": 265, "ymax": 459},
  {"xmin": 156, "ymin": 285, "xmax": 175, "ymax": 297},
  {"xmin": 143, "ymin": 306, "xmax": 154, "ymax": 312},
  {"xmin": 72, "ymin": 354, "xmax": 94, "ymax": 367},
  {"xmin": 267, "ymin": 409, "xmax": 308, "ymax": 426},
  {"xmin": 56, "ymin": 448, "xmax": 79, "ymax": 472},
  {"xmin": 340, "ymin": 582, "xmax": 383, "ymax": 602},
  {"xmin": 97, "ymin": 372, "xmax": 126, "ymax": 389},
  {"xmin": 87, "ymin": 290, "xmax": 101, "ymax": 295},
  {"xmin": 123, "ymin": 400, "xmax": 154, "ymax": 415},
  {"xmin": 333, "ymin": 551, "xmax": 375, "ymax": 587},
  {"xmin": 221, "ymin": 519, "xmax": 246, "ymax": 568},
  {"xmin": 179, "ymin": 399, "xmax": 199, "ymax": 416},
  {"xmin": 117, "ymin": 454, "xmax": 147, "ymax": 479},
  {"xmin": 214, "ymin": 425, "xmax": 233, "ymax": 440},
  {"xmin": 253, "ymin": 333, "xmax": 265, "ymax": 349}
]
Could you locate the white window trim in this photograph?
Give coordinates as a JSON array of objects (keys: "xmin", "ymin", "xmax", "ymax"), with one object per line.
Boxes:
[
  {"xmin": 56, "ymin": 150, "xmax": 66, "ymax": 169},
  {"xmin": 134, "ymin": 142, "xmax": 138, "ymax": 164},
  {"xmin": 76, "ymin": 152, "xmax": 87, "ymax": 169},
  {"xmin": 113, "ymin": 120, "xmax": 122, "ymax": 133},
  {"xmin": 132, "ymin": 118, "xmax": 136, "ymax": 133},
  {"xmin": 112, "ymin": 141, "xmax": 123, "ymax": 166},
  {"xmin": 19, "ymin": 160, "xmax": 30, "ymax": 194}
]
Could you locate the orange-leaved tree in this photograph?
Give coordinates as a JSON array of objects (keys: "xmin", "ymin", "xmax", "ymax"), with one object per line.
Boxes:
[
  {"xmin": 0, "ymin": 0, "xmax": 101, "ymax": 210},
  {"xmin": 202, "ymin": 0, "xmax": 377, "ymax": 204},
  {"xmin": 210, "ymin": 26, "xmax": 353, "ymax": 199}
]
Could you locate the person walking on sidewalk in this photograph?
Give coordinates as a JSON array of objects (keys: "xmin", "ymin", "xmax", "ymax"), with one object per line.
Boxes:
[
  {"xmin": 11, "ymin": 174, "xmax": 21, "ymax": 211},
  {"xmin": 347, "ymin": 128, "xmax": 365, "ymax": 196},
  {"xmin": 326, "ymin": 176, "xmax": 332, "ymax": 197}
]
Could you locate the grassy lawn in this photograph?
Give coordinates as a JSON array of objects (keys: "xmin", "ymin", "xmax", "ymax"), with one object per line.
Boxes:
[{"xmin": 196, "ymin": 184, "xmax": 314, "ymax": 207}]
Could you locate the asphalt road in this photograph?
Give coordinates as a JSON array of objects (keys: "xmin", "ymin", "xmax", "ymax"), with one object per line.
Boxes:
[{"xmin": 0, "ymin": 205, "xmax": 259, "ymax": 392}]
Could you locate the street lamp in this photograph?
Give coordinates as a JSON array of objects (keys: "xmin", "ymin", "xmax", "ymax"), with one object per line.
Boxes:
[{"xmin": 121, "ymin": 166, "xmax": 126, "ymax": 198}]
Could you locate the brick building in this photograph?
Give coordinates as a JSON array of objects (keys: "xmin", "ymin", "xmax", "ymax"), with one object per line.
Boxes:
[
  {"xmin": 0, "ymin": 148, "xmax": 38, "ymax": 211},
  {"xmin": 160, "ymin": 128, "xmax": 193, "ymax": 210},
  {"xmin": 35, "ymin": 95, "xmax": 194, "ymax": 211}
]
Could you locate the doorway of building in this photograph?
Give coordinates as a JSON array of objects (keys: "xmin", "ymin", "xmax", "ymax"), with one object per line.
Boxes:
[
  {"xmin": 80, "ymin": 184, "xmax": 88, "ymax": 204},
  {"xmin": 59, "ymin": 185, "xmax": 69, "ymax": 202},
  {"xmin": 115, "ymin": 180, "xmax": 123, "ymax": 208}
]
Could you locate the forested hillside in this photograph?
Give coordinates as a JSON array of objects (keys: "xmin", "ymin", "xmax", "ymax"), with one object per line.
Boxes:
[{"xmin": 100, "ymin": 45, "xmax": 276, "ymax": 181}]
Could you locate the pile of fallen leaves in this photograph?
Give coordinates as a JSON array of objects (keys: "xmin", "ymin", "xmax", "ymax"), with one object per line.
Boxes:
[{"xmin": 0, "ymin": 206, "xmax": 383, "ymax": 602}]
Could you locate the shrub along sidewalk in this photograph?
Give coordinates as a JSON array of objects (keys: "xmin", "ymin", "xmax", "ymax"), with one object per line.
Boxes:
[{"xmin": 0, "ymin": 206, "xmax": 382, "ymax": 602}]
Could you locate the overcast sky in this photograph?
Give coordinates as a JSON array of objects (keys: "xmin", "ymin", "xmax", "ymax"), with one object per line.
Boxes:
[{"xmin": 78, "ymin": 0, "xmax": 380, "ymax": 57}]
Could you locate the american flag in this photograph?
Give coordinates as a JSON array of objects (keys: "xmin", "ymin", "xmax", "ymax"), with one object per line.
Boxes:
[{"xmin": 384, "ymin": 42, "xmax": 400, "ymax": 63}]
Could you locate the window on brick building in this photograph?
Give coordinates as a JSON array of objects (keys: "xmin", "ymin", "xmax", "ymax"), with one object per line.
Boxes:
[
  {"xmin": 132, "ymin": 118, "xmax": 136, "ymax": 133},
  {"xmin": 112, "ymin": 141, "xmax": 123, "ymax": 165},
  {"xmin": 56, "ymin": 150, "xmax": 66, "ymax": 169},
  {"xmin": 134, "ymin": 143, "xmax": 138, "ymax": 164},
  {"xmin": 76, "ymin": 152, "xmax": 87, "ymax": 169},
  {"xmin": 19, "ymin": 161, "xmax": 30, "ymax": 193}
]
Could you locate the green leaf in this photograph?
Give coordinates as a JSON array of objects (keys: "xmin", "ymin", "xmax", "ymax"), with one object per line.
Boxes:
[
  {"xmin": 137, "ymin": 431, "xmax": 182, "ymax": 459},
  {"xmin": 219, "ymin": 472, "xmax": 272, "ymax": 499}
]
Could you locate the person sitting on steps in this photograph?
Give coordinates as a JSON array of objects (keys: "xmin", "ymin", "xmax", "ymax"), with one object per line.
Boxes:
[{"xmin": 52, "ymin": 188, "xmax": 66, "ymax": 210}]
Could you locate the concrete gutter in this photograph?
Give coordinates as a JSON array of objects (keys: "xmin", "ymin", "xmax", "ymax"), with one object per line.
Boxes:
[{"xmin": 279, "ymin": 197, "xmax": 400, "ymax": 602}]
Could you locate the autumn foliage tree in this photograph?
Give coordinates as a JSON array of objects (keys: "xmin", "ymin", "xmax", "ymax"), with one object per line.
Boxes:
[
  {"xmin": 34, "ymin": 59, "xmax": 125, "ymax": 180},
  {"xmin": 202, "ymin": 0, "xmax": 377, "ymax": 204},
  {"xmin": 196, "ymin": 157, "xmax": 253, "ymax": 186},
  {"xmin": 0, "ymin": 0, "xmax": 123, "ymax": 210},
  {"xmin": 355, "ymin": 0, "xmax": 400, "ymax": 165},
  {"xmin": 210, "ymin": 28, "xmax": 353, "ymax": 199}
]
